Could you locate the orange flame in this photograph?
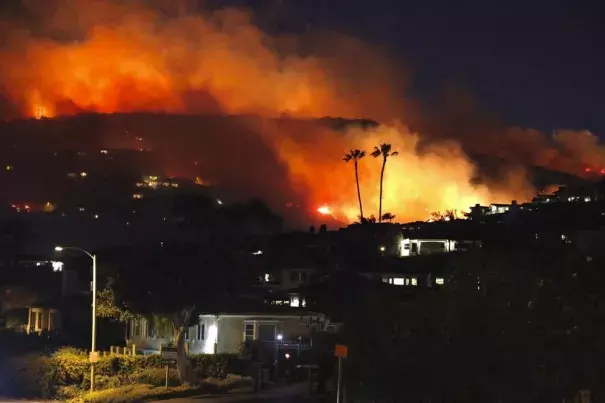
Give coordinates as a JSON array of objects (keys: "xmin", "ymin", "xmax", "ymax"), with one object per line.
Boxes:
[
  {"xmin": 317, "ymin": 205, "xmax": 331, "ymax": 215},
  {"xmin": 0, "ymin": 1, "xmax": 538, "ymax": 223}
]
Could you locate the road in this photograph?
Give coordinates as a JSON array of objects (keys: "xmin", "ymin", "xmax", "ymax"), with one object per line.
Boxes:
[{"xmin": 150, "ymin": 383, "xmax": 330, "ymax": 403}]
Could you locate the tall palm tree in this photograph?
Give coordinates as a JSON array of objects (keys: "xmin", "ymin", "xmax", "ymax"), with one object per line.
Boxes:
[
  {"xmin": 343, "ymin": 149, "xmax": 366, "ymax": 220},
  {"xmin": 371, "ymin": 143, "xmax": 399, "ymax": 222}
]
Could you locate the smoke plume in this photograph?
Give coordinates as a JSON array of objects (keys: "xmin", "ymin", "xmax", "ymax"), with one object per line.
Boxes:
[{"xmin": 0, "ymin": 0, "xmax": 601, "ymax": 224}]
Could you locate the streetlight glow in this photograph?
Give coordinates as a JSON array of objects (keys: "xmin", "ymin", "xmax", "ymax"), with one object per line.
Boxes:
[
  {"xmin": 277, "ymin": 333, "xmax": 283, "ymax": 341},
  {"xmin": 52, "ymin": 245, "xmax": 97, "ymax": 392}
]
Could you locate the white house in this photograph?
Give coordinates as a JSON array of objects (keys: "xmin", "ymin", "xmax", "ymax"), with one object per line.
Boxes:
[{"xmin": 128, "ymin": 311, "xmax": 324, "ymax": 354}]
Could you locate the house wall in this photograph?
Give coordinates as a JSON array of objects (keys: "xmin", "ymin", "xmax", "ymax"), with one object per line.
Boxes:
[
  {"xmin": 27, "ymin": 308, "xmax": 60, "ymax": 333},
  {"xmin": 129, "ymin": 314, "xmax": 318, "ymax": 354},
  {"xmin": 217, "ymin": 316, "xmax": 244, "ymax": 353}
]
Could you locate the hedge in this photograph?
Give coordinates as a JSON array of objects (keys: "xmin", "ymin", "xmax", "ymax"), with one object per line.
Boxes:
[{"xmin": 36, "ymin": 347, "xmax": 247, "ymax": 399}]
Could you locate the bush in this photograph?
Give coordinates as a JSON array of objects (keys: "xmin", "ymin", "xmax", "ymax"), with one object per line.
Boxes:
[
  {"xmin": 3, "ymin": 347, "xmax": 249, "ymax": 399},
  {"xmin": 131, "ymin": 368, "xmax": 180, "ymax": 387},
  {"xmin": 190, "ymin": 353, "xmax": 241, "ymax": 378}
]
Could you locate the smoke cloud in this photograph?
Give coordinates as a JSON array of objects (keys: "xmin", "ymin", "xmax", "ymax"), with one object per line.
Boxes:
[{"xmin": 0, "ymin": 0, "xmax": 601, "ymax": 224}]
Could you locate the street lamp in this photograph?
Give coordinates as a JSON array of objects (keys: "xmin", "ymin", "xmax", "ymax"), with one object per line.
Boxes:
[{"xmin": 54, "ymin": 245, "xmax": 98, "ymax": 392}]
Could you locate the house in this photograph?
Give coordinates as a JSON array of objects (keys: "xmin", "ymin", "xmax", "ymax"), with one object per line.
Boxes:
[
  {"xmin": 128, "ymin": 304, "xmax": 325, "ymax": 355},
  {"xmin": 360, "ymin": 254, "xmax": 453, "ymax": 288},
  {"xmin": 399, "ymin": 238, "xmax": 459, "ymax": 257}
]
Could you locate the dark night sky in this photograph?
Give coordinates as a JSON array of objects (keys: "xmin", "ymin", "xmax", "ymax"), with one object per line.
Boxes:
[{"xmin": 218, "ymin": 0, "xmax": 605, "ymax": 135}]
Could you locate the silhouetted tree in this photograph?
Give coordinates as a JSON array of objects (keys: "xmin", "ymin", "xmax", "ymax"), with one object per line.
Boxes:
[
  {"xmin": 381, "ymin": 212, "xmax": 396, "ymax": 223},
  {"xmin": 343, "ymin": 149, "xmax": 367, "ymax": 220},
  {"xmin": 371, "ymin": 143, "xmax": 399, "ymax": 222}
]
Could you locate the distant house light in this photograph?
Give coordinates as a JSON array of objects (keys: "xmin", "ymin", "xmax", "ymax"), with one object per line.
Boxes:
[
  {"xmin": 411, "ymin": 278, "xmax": 418, "ymax": 286},
  {"xmin": 217, "ymin": 199, "xmax": 223, "ymax": 205},
  {"xmin": 100, "ymin": 149, "xmax": 108, "ymax": 154},
  {"xmin": 93, "ymin": 214, "xmax": 99, "ymax": 219},
  {"xmin": 379, "ymin": 246, "xmax": 386, "ymax": 252},
  {"xmin": 252, "ymin": 250, "xmax": 263, "ymax": 255},
  {"xmin": 133, "ymin": 193, "xmax": 143, "ymax": 199},
  {"xmin": 393, "ymin": 278, "xmax": 404, "ymax": 286},
  {"xmin": 436, "ymin": 278, "xmax": 445, "ymax": 285},
  {"xmin": 51, "ymin": 261, "xmax": 64, "ymax": 272},
  {"xmin": 80, "ymin": 172, "xmax": 87, "ymax": 177},
  {"xmin": 290, "ymin": 296, "xmax": 300, "ymax": 308},
  {"xmin": 5, "ymin": 165, "xmax": 13, "ymax": 171}
]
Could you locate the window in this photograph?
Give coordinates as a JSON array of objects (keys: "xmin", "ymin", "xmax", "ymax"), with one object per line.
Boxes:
[
  {"xmin": 290, "ymin": 296, "xmax": 300, "ymax": 307},
  {"xmin": 197, "ymin": 324, "xmax": 205, "ymax": 340},
  {"xmin": 257, "ymin": 324, "xmax": 276, "ymax": 342},
  {"xmin": 393, "ymin": 278, "xmax": 404, "ymax": 286},
  {"xmin": 244, "ymin": 324, "xmax": 254, "ymax": 341},
  {"xmin": 411, "ymin": 278, "xmax": 418, "ymax": 286},
  {"xmin": 29, "ymin": 311, "xmax": 36, "ymax": 331},
  {"xmin": 436, "ymin": 277, "xmax": 445, "ymax": 285}
]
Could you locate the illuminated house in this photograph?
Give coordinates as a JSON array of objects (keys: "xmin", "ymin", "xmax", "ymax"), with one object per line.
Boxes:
[
  {"xmin": 128, "ymin": 308, "xmax": 321, "ymax": 354},
  {"xmin": 400, "ymin": 238, "xmax": 458, "ymax": 257},
  {"xmin": 361, "ymin": 254, "xmax": 453, "ymax": 288}
]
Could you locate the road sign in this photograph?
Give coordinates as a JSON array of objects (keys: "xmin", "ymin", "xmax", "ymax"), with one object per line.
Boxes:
[
  {"xmin": 334, "ymin": 344, "xmax": 348, "ymax": 359},
  {"xmin": 89, "ymin": 351, "xmax": 99, "ymax": 363},
  {"xmin": 161, "ymin": 346, "xmax": 178, "ymax": 365}
]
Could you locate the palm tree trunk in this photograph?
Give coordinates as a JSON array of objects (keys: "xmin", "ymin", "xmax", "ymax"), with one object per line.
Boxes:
[
  {"xmin": 355, "ymin": 160, "xmax": 364, "ymax": 219},
  {"xmin": 379, "ymin": 158, "xmax": 386, "ymax": 222}
]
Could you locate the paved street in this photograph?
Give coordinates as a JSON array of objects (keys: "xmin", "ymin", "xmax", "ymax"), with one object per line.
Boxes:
[{"xmin": 150, "ymin": 383, "xmax": 330, "ymax": 403}]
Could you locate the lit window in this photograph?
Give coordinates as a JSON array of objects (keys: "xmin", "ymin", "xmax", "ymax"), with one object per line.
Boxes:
[
  {"xmin": 393, "ymin": 278, "xmax": 404, "ymax": 286},
  {"xmin": 290, "ymin": 296, "xmax": 300, "ymax": 307},
  {"xmin": 264, "ymin": 273, "xmax": 270, "ymax": 282},
  {"xmin": 436, "ymin": 278, "xmax": 445, "ymax": 285},
  {"xmin": 133, "ymin": 193, "xmax": 143, "ymax": 199},
  {"xmin": 244, "ymin": 323, "xmax": 254, "ymax": 341},
  {"xmin": 5, "ymin": 165, "xmax": 13, "ymax": 171},
  {"xmin": 411, "ymin": 278, "xmax": 418, "ymax": 286},
  {"xmin": 100, "ymin": 149, "xmax": 108, "ymax": 154},
  {"xmin": 80, "ymin": 172, "xmax": 87, "ymax": 177}
]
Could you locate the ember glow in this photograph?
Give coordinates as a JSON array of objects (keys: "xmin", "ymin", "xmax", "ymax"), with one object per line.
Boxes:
[{"xmin": 317, "ymin": 205, "xmax": 331, "ymax": 215}]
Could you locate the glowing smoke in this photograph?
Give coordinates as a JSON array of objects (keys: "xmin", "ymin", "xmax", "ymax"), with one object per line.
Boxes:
[{"xmin": 0, "ymin": 0, "xmax": 601, "ymax": 224}]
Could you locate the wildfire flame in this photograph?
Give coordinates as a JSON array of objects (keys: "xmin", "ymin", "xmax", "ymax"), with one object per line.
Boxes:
[
  {"xmin": 0, "ymin": 0, "xmax": 575, "ymax": 223},
  {"xmin": 317, "ymin": 205, "xmax": 331, "ymax": 215}
]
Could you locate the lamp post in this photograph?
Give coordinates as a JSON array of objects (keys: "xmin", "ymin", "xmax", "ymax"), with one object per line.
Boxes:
[
  {"xmin": 275, "ymin": 333, "xmax": 283, "ymax": 381},
  {"xmin": 54, "ymin": 246, "xmax": 97, "ymax": 392}
]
